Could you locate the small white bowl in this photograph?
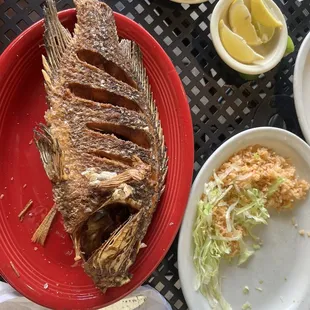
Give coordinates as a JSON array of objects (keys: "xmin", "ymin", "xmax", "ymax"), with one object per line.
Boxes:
[
  {"xmin": 178, "ymin": 127, "xmax": 310, "ymax": 310},
  {"xmin": 210, "ymin": 0, "xmax": 288, "ymax": 75}
]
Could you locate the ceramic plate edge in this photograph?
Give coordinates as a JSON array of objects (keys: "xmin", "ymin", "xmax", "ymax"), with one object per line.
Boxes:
[{"xmin": 177, "ymin": 127, "xmax": 310, "ymax": 310}]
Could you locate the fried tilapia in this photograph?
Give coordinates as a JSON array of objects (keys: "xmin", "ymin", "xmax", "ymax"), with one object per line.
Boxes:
[{"xmin": 34, "ymin": 0, "xmax": 167, "ymax": 291}]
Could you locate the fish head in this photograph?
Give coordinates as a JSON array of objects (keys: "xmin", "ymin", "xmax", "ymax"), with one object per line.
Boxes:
[{"xmin": 82, "ymin": 209, "xmax": 146, "ymax": 290}]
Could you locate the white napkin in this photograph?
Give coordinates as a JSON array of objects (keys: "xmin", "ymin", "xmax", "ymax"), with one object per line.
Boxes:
[
  {"xmin": 0, "ymin": 282, "xmax": 171, "ymax": 310},
  {"xmin": 0, "ymin": 282, "xmax": 47, "ymax": 309}
]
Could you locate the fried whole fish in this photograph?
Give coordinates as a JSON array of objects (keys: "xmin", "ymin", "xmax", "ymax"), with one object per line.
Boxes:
[{"xmin": 34, "ymin": 0, "xmax": 167, "ymax": 291}]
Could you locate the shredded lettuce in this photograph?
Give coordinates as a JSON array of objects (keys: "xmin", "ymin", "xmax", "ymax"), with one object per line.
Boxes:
[
  {"xmin": 193, "ymin": 173, "xmax": 271, "ymax": 309},
  {"xmin": 193, "ymin": 178, "xmax": 234, "ymax": 310},
  {"xmin": 243, "ymin": 286, "xmax": 250, "ymax": 294},
  {"xmin": 253, "ymin": 244, "xmax": 261, "ymax": 250},
  {"xmin": 238, "ymin": 240, "xmax": 254, "ymax": 266},
  {"xmin": 234, "ymin": 188, "xmax": 270, "ymax": 241},
  {"xmin": 242, "ymin": 302, "xmax": 252, "ymax": 310},
  {"xmin": 267, "ymin": 177, "xmax": 285, "ymax": 197},
  {"xmin": 253, "ymin": 153, "xmax": 260, "ymax": 160},
  {"xmin": 225, "ymin": 200, "xmax": 239, "ymax": 233}
]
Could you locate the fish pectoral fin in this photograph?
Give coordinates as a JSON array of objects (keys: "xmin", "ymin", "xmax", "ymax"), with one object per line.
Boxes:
[
  {"xmin": 34, "ymin": 124, "xmax": 66, "ymax": 182},
  {"xmin": 72, "ymin": 229, "xmax": 84, "ymax": 261},
  {"xmin": 31, "ymin": 205, "xmax": 57, "ymax": 246},
  {"xmin": 89, "ymin": 166, "xmax": 149, "ymax": 191}
]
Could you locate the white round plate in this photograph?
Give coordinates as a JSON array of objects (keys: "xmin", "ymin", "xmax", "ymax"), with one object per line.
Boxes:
[
  {"xmin": 294, "ymin": 32, "xmax": 310, "ymax": 144},
  {"xmin": 178, "ymin": 127, "xmax": 310, "ymax": 310}
]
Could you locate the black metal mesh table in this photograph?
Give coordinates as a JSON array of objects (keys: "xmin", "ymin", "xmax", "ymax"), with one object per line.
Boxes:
[{"xmin": 0, "ymin": 0, "xmax": 309, "ymax": 309}]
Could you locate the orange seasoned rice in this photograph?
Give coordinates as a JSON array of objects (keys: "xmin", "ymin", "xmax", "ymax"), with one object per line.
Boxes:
[{"xmin": 216, "ymin": 145, "xmax": 310, "ymax": 211}]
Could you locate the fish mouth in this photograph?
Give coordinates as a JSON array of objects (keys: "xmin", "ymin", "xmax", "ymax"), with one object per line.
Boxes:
[{"xmin": 80, "ymin": 203, "xmax": 138, "ymax": 260}]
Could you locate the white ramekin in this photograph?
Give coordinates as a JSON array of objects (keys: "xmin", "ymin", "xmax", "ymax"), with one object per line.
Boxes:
[{"xmin": 210, "ymin": 0, "xmax": 288, "ymax": 75}]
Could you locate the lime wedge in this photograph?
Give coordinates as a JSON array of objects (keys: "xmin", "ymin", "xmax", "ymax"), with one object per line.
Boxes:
[
  {"xmin": 229, "ymin": 0, "xmax": 262, "ymax": 46},
  {"xmin": 253, "ymin": 20, "xmax": 275, "ymax": 43},
  {"xmin": 284, "ymin": 36, "xmax": 295, "ymax": 56},
  {"xmin": 219, "ymin": 19, "xmax": 264, "ymax": 64},
  {"xmin": 239, "ymin": 73, "xmax": 259, "ymax": 80},
  {"xmin": 251, "ymin": 0, "xmax": 283, "ymax": 28}
]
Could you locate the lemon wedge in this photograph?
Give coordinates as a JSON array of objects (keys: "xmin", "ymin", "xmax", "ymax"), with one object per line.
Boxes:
[
  {"xmin": 229, "ymin": 0, "xmax": 262, "ymax": 46},
  {"xmin": 251, "ymin": 0, "xmax": 283, "ymax": 28},
  {"xmin": 219, "ymin": 19, "xmax": 264, "ymax": 64},
  {"xmin": 253, "ymin": 20, "xmax": 275, "ymax": 43},
  {"xmin": 243, "ymin": 0, "xmax": 251, "ymax": 9}
]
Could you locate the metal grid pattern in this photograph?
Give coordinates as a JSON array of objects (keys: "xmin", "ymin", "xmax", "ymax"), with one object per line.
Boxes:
[{"xmin": 1, "ymin": 0, "xmax": 309, "ymax": 309}]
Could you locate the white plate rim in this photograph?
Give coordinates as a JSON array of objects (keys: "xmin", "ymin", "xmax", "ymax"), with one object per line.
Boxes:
[
  {"xmin": 294, "ymin": 31, "xmax": 310, "ymax": 144},
  {"xmin": 177, "ymin": 127, "xmax": 310, "ymax": 310}
]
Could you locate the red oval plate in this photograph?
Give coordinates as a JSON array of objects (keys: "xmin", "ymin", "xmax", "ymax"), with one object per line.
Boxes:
[{"xmin": 0, "ymin": 9, "xmax": 193, "ymax": 310}]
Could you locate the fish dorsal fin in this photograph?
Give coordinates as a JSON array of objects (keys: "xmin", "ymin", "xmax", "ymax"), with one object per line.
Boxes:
[
  {"xmin": 43, "ymin": 0, "xmax": 72, "ymax": 75},
  {"xmin": 120, "ymin": 39, "xmax": 168, "ymax": 190}
]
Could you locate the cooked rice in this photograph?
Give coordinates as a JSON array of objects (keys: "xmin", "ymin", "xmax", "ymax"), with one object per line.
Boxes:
[
  {"xmin": 206, "ymin": 144, "xmax": 310, "ymax": 257},
  {"xmin": 216, "ymin": 145, "xmax": 309, "ymax": 211}
]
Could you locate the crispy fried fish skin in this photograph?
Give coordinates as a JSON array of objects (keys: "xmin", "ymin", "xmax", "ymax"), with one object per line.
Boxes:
[{"xmin": 35, "ymin": 0, "xmax": 167, "ymax": 291}]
